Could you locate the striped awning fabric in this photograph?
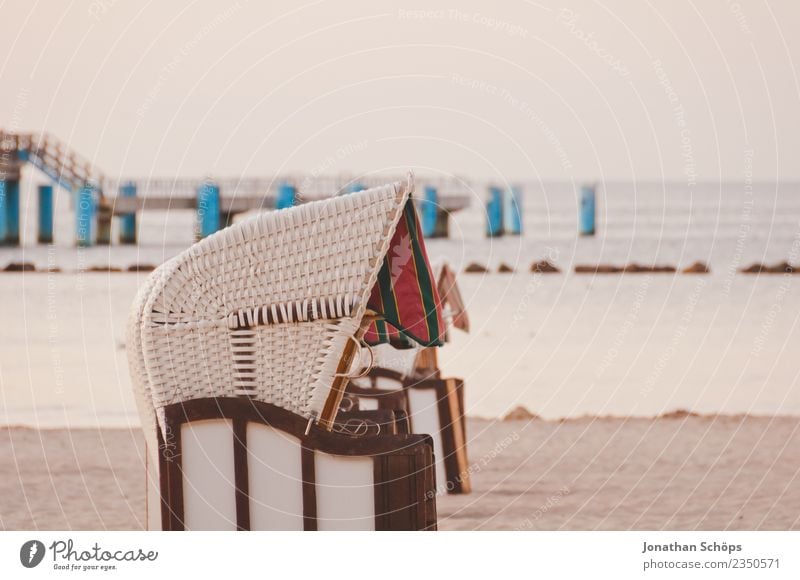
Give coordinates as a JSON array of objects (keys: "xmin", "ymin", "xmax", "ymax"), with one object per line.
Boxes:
[
  {"xmin": 364, "ymin": 198, "xmax": 444, "ymax": 347},
  {"xmin": 363, "ymin": 318, "xmax": 415, "ymax": 349}
]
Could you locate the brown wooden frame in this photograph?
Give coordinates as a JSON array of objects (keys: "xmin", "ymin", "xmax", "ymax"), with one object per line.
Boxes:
[
  {"xmin": 333, "ymin": 409, "xmax": 406, "ymax": 437},
  {"xmin": 339, "ymin": 262, "xmax": 472, "ymax": 493},
  {"xmin": 156, "ymin": 397, "xmax": 437, "ymax": 531},
  {"xmin": 408, "ymin": 377, "xmax": 470, "ymax": 494},
  {"xmin": 343, "ymin": 383, "xmax": 409, "ymax": 411},
  {"xmin": 344, "ymin": 372, "xmax": 471, "ymax": 494}
]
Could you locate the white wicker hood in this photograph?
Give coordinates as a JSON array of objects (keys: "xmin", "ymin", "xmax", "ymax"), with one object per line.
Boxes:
[{"xmin": 127, "ymin": 178, "xmax": 414, "ymax": 445}]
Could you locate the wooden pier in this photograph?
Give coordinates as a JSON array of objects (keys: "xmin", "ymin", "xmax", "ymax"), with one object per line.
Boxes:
[
  {"xmin": 107, "ymin": 178, "xmax": 472, "ymax": 216},
  {"xmin": 0, "ymin": 130, "xmax": 473, "ymax": 246}
]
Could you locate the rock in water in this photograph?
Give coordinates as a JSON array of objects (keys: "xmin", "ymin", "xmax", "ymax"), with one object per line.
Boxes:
[
  {"xmin": 741, "ymin": 261, "xmax": 797, "ymax": 274},
  {"xmin": 740, "ymin": 263, "xmax": 764, "ymax": 274},
  {"xmin": 503, "ymin": 406, "xmax": 541, "ymax": 421},
  {"xmin": 127, "ymin": 264, "xmax": 157, "ymax": 272},
  {"xmin": 464, "ymin": 262, "xmax": 489, "ymax": 273},
  {"xmin": 769, "ymin": 261, "xmax": 796, "ymax": 273},
  {"xmin": 575, "ymin": 264, "xmax": 623, "ymax": 274},
  {"xmin": 3, "ymin": 262, "xmax": 36, "ymax": 272},
  {"xmin": 531, "ymin": 260, "xmax": 560, "ymax": 273},
  {"xmin": 87, "ymin": 266, "xmax": 123, "ymax": 272},
  {"xmin": 682, "ymin": 261, "xmax": 709, "ymax": 274},
  {"xmin": 660, "ymin": 409, "xmax": 700, "ymax": 420},
  {"xmin": 624, "ymin": 263, "xmax": 676, "ymax": 273},
  {"xmin": 650, "ymin": 265, "xmax": 677, "ymax": 273},
  {"xmin": 498, "ymin": 263, "xmax": 515, "ymax": 273}
]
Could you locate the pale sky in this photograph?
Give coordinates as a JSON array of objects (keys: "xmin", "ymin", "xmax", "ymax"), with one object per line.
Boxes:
[{"xmin": 1, "ymin": 0, "xmax": 799, "ymax": 183}]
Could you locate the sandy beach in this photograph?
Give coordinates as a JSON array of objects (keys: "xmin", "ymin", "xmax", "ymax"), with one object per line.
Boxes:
[{"xmin": 3, "ymin": 415, "xmax": 799, "ymax": 531}]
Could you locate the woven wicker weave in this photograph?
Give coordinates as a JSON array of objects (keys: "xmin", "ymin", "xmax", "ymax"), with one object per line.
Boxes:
[{"xmin": 127, "ymin": 178, "xmax": 413, "ymax": 438}]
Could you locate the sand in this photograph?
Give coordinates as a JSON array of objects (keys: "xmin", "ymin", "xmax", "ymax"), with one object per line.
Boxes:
[{"xmin": 3, "ymin": 415, "xmax": 799, "ymax": 531}]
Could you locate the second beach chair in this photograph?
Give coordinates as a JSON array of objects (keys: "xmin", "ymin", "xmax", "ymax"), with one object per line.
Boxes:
[{"xmin": 345, "ymin": 262, "xmax": 472, "ymax": 495}]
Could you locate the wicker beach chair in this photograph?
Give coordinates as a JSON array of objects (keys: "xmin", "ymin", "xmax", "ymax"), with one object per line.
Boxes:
[
  {"xmin": 127, "ymin": 177, "xmax": 442, "ymax": 530},
  {"xmin": 346, "ymin": 262, "xmax": 472, "ymax": 495}
]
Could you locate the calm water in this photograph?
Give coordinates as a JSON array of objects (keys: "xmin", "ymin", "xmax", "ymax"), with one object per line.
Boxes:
[{"xmin": 0, "ymin": 180, "xmax": 798, "ymax": 426}]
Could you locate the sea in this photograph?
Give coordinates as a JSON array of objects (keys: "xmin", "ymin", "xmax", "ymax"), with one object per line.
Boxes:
[{"xmin": 1, "ymin": 179, "xmax": 798, "ymax": 426}]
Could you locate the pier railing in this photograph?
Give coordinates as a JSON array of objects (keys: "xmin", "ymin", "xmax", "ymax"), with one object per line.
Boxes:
[
  {"xmin": 1, "ymin": 129, "xmax": 488, "ymax": 246},
  {"xmin": 1, "ymin": 131, "xmax": 106, "ymax": 194}
]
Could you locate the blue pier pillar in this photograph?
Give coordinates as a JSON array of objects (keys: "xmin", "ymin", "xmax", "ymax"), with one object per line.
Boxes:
[
  {"xmin": 76, "ymin": 184, "xmax": 97, "ymax": 247},
  {"xmin": 38, "ymin": 184, "xmax": 54, "ymax": 244},
  {"xmin": 486, "ymin": 186, "xmax": 504, "ymax": 238},
  {"xmin": 579, "ymin": 185, "xmax": 596, "ymax": 236},
  {"xmin": 505, "ymin": 186, "xmax": 522, "ymax": 235},
  {"xmin": 419, "ymin": 186, "xmax": 438, "ymax": 238},
  {"xmin": 119, "ymin": 182, "xmax": 137, "ymax": 244},
  {"xmin": 0, "ymin": 181, "xmax": 8, "ymax": 245},
  {"xmin": 197, "ymin": 181, "xmax": 221, "ymax": 240},
  {"xmin": 346, "ymin": 182, "xmax": 366, "ymax": 195},
  {"xmin": 276, "ymin": 182, "xmax": 296, "ymax": 210},
  {"xmin": 5, "ymin": 179, "xmax": 20, "ymax": 246}
]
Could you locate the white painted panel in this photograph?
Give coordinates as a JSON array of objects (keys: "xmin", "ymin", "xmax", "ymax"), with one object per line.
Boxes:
[
  {"xmin": 181, "ymin": 420, "xmax": 237, "ymax": 531},
  {"xmin": 315, "ymin": 453, "xmax": 375, "ymax": 531},
  {"xmin": 374, "ymin": 344, "xmax": 420, "ymax": 377},
  {"xmin": 247, "ymin": 424, "xmax": 305, "ymax": 531},
  {"xmin": 407, "ymin": 388, "xmax": 446, "ymax": 495},
  {"xmin": 374, "ymin": 376, "xmax": 404, "ymax": 391},
  {"xmin": 349, "ymin": 377, "xmax": 370, "ymax": 389},
  {"xmin": 358, "ymin": 397, "xmax": 379, "ymax": 411}
]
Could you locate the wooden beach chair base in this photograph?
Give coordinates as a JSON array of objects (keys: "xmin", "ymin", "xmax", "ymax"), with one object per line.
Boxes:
[
  {"xmin": 345, "ymin": 370, "xmax": 471, "ymax": 495},
  {"xmin": 333, "ymin": 408, "xmax": 410, "ymax": 436},
  {"xmin": 152, "ymin": 398, "xmax": 437, "ymax": 531}
]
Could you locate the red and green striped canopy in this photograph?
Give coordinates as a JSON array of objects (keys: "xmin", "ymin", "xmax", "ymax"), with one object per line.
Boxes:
[
  {"xmin": 364, "ymin": 198, "xmax": 444, "ymax": 347},
  {"xmin": 363, "ymin": 318, "xmax": 415, "ymax": 349}
]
